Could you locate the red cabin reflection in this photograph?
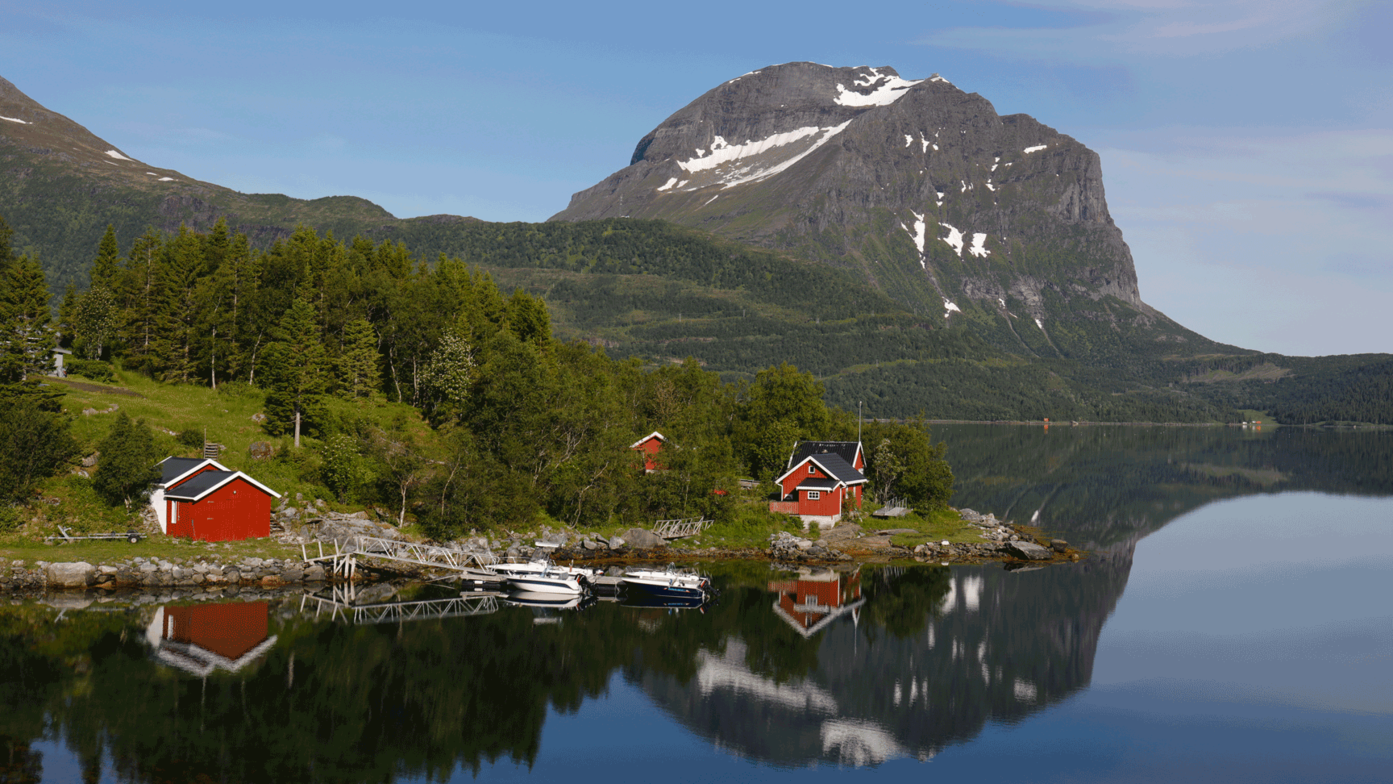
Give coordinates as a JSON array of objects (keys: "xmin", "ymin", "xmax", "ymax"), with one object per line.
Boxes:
[
  {"xmin": 767, "ymin": 567, "xmax": 865, "ymax": 637},
  {"xmin": 146, "ymin": 602, "xmax": 277, "ymax": 675}
]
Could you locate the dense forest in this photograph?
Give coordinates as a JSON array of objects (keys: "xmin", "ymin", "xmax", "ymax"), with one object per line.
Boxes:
[{"xmin": 0, "ymin": 215, "xmax": 953, "ymax": 535}]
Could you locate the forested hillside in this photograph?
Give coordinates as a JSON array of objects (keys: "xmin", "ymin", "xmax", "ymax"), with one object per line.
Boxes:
[{"xmin": 0, "ymin": 214, "xmax": 958, "ymax": 535}]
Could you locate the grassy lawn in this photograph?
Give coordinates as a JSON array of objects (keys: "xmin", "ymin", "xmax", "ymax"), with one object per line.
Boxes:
[
  {"xmin": 0, "ymin": 533, "xmax": 305, "ymax": 564},
  {"xmin": 875, "ymin": 506, "xmax": 984, "ymax": 547},
  {"xmin": 30, "ymin": 366, "xmax": 434, "ymax": 517}
]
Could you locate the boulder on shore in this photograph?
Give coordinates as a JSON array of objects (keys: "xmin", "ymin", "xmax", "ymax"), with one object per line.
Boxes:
[
  {"xmin": 1007, "ymin": 541, "xmax": 1052, "ymax": 561},
  {"xmin": 46, "ymin": 562, "xmax": 94, "ymax": 588},
  {"xmin": 623, "ymin": 528, "xmax": 666, "ymax": 549}
]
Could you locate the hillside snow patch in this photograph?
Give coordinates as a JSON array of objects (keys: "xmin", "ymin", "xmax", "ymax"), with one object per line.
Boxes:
[
  {"xmin": 657, "ymin": 177, "xmax": 679, "ymax": 192},
  {"xmin": 902, "ymin": 211, "xmax": 927, "ymax": 267},
  {"xmin": 939, "ymin": 223, "xmax": 965, "ymax": 256},
  {"xmin": 105, "ymin": 149, "xmax": 134, "ymax": 162},
  {"xmin": 1023, "ymin": 145, "xmax": 1048, "ymax": 154},
  {"xmin": 904, "ymin": 134, "xmax": 913, "ymax": 148},
  {"xmin": 969, "ymin": 233, "xmax": 990, "ymax": 258},
  {"xmin": 944, "ymin": 300, "xmax": 961, "ymax": 318},
  {"xmin": 1, "ymin": 115, "xmax": 30, "ymax": 124}
]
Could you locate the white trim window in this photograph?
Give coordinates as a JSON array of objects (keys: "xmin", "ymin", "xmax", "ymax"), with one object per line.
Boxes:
[
  {"xmin": 808, "ymin": 465, "xmax": 816, "ymax": 474},
  {"xmin": 807, "ymin": 491, "xmax": 821, "ymax": 500}
]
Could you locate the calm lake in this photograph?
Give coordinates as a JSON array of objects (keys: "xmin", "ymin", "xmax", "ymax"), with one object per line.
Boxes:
[{"xmin": 6, "ymin": 425, "xmax": 1391, "ymax": 782}]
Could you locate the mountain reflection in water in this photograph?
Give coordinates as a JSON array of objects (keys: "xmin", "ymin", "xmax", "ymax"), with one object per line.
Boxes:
[{"xmin": 0, "ymin": 425, "xmax": 1387, "ymax": 781}]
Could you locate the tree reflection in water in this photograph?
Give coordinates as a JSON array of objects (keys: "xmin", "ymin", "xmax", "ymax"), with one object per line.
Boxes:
[{"xmin": 0, "ymin": 426, "xmax": 1387, "ymax": 779}]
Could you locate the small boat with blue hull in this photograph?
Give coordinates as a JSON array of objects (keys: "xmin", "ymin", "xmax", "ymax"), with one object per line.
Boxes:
[{"xmin": 621, "ymin": 564, "xmax": 712, "ymax": 601}]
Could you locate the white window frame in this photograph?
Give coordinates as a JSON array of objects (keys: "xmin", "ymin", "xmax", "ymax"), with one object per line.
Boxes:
[
  {"xmin": 808, "ymin": 465, "xmax": 815, "ymax": 474},
  {"xmin": 807, "ymin": 490, "xmax": 821, "ymax": 500}
]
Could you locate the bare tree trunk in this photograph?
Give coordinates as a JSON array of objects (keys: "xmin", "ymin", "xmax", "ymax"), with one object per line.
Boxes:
[{"xmin": 294, "ymin": 411, "xmax": 301, "ymax": 449}]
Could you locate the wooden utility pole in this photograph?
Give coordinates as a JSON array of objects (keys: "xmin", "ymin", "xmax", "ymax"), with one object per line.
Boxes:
[{"xmin": 294, "ymin": 411, "xmax": 301, "ymax": 448}]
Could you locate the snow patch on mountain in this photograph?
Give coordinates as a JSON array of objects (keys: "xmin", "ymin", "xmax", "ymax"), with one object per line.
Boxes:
[
  {"xmin": 1024, "ymin": 145, "xmax": 1048, "ymax": 154},
  {"xmin": 158, "ymin": 177, "xmax": 175, "ymax": 182},
  {"xmin": 657, "ymin": 177, "xmax": 679, "ymax": 192},
  {"xmin": 969, "ymin": 233, "xmax": 990, "ymax": 258},
  {"xmin": 939, "ymin": 223, "xmax": 964, "ymax": 256},
  {"xmin": 944, "ymin": 300, "xmax": 961, "ymax": 318},
  {"xmin": 834, "ymin": 68, "xmax": 921, "ymax": 107},
  {"xmin": 902, "ymin": 211, "xmax": 927, "ymax": 267},
  {"xmin": 675, "ymin": 121, "xmax": 854, "ymax": 190},
  {"xmin": 679, "ymin": 127, "xmax": 820, "ymax": 174},
  {"xmin": 1, "ymin": 115, "xmax": 30, "ymax": 124},
  {"xmin": 904, "ymin": 134, "xmax": 912, "ymax": 148},
  {"xmin": 1035, "ymin": 317, "xmax": 1044, "ymax": 330},
  {"xmin": 104, "ymin": 149, "xmax": 134, "ymax": 162}
]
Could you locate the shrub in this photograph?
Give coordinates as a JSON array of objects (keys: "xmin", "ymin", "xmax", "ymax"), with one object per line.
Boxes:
[
  {"xmin": 177, "ymin": 429, "xmax": 203, "ymax": 450},
  {"xmin": 65, "ymin": 358, "xmax": 115, "ymax": 382}
]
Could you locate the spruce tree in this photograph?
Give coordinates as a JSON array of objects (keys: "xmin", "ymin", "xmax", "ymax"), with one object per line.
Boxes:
[
  {"xmin": 56, "ymin": 282, "xmax": 79, "ymax": 349},
  {"xmin": 92, "ymin": 412, "xmax": 160, "ymax": 510},
  {"xmin": 0, "ymin": 254, "xmax": 53, "ymax": 381},
  {"xmin": 260, "ymin": 298, "xmax": 328, "ymax": 441},
  {"xmin": 337, "ymin": 317, "xmax": 381, "ymax": 399},
  {"xmin": 0, "ymin": 213, "xmax": 15, "ymax": 281},
  {"xmin": 90, "ymin": 225, "xmax": 121, "ymax": 291},
  {"xmin": 120, "ymin": 229, "xmax": 163, "ymax": 375}
]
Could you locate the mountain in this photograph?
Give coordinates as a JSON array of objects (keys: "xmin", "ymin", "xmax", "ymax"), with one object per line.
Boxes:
[
  {"xmin": 0, "ymin": 75, "xmax": 476, "ymax": 288},
  {"xmin": 2, "ymin": 70, "xmax": 1388, "ymax": 423},
  {"xmin": 551, "ymin": 63, "xmax": 1213, "ymax": 365}
]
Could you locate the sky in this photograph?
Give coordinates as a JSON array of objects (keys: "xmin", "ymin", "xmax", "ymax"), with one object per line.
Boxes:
[{"xmin": 1, "ymin": 0, "xmax": 1388, "ymax": 357}]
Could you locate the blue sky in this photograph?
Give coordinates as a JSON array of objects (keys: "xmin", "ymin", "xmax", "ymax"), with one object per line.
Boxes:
[{"xmin": 2, "ymin": 1, "xmax": 1388, "ymax": 356}]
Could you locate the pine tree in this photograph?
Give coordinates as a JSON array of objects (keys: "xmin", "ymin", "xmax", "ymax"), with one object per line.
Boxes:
[
  {"xmin": 56, "ymin": 282, "xmax": 79, "ymax": 349},
  {"xmin": 90, "ymin": 225, "xmax": 121, "ymax": 291},
  {"xmin": 92, "ymin": 413, "xmax": 160, "ymax": 510},
  {"xmin": 337, "ymin": 317, "xmax": 381, "ymax": 399},
  {"xmin": 120, "ymin": 229, "xmax": 163, "ymax": 375},
  {"xmin": 0, "ymin": 213, "xmax": 16, "ymax": 281},
  {"xmin": 0, "ymin": 254, "xmax": 53, "ymax": 381},
  {"xmin": 153, "ymin": 225, "xmax": 205, "ymax": 383},
  {"xmin": 260, "ymin": 298, "xmax": 328, "ymax": 441}
]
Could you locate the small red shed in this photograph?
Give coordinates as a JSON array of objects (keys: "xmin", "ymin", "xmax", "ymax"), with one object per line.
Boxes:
[
  {"xmin": 630, "ymin": 431, "xmax": 667, "ymax": 473},
  {"xmin": 163, "ymin": 470, "xmax": 280, "ymax": 542}
]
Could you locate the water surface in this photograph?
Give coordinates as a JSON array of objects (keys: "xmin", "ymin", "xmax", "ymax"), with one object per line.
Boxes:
[{"xmin": 4, "ymin": 425, "xmax": 1390, "ymax": 782}]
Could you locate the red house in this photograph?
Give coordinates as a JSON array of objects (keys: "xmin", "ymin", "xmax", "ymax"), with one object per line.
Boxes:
[
  {"xmin": 630, "ymin": 431, "xmax": 667, "ymax": 473},
  {"xmin": 162, "ymin": 467, "xmax": 280, "ymax": 542},
  {"xmin": 767, "ymin": 568, "xmax": 865, "ymax": 637},
  {"xmin": 770, "ymin": 441, "xmax": 868, "ymax": 527}
]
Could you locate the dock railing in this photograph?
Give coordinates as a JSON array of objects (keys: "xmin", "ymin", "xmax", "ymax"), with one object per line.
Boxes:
[{"xmin": 653, "ymin": 517, "xmax": 712, "ymax": 540}]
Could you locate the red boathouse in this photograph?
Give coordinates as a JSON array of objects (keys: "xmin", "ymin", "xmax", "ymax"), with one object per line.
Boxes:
[{"xmin": 163, "ymin": 469, "xmax": 281, "ymax": 542}]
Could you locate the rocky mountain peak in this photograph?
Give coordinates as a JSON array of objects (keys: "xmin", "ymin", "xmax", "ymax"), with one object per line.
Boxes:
[{"xmin": 553, "ymin": 62, "xmax": 1145, "ymax": 345}]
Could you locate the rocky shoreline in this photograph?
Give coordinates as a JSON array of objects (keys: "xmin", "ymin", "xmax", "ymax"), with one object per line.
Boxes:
[{"xmin": 4, "ymin": 508, "xmax": 1081, "ymax": 592}]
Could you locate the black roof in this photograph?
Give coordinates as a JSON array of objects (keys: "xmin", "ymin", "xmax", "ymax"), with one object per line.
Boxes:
[
  {"xmin": 812, "ymin": 452, "xmax": 866, "ymax": 484},
  {"xmin": 797, "ymin": 477, "xmax": 840, "ymax": 490},
  {"xmin": 160, "ymin": 457, "xmax": 209, "ymax": 485},
  {"xmin": 164, "ymin": 471, "xmax": 236, "ymax": 500},
  {"xmin": 788, "ymin": 441, "xmax": 861, "ymax": 471}
]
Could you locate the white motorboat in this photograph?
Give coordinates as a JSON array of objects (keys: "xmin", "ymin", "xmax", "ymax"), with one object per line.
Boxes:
[
  {"xmin": 621, "ymin": 564, "xmax": 711, "ymax": 601},
  {"xmin": 504, "ymin": 565, "xmax": 585, "ymax": 596}
]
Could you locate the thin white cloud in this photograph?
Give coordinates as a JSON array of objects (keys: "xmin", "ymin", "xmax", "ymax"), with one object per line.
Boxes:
[{"xmin": 922, "ymin": 0, "xmax": 1355, "ymax": 59}]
